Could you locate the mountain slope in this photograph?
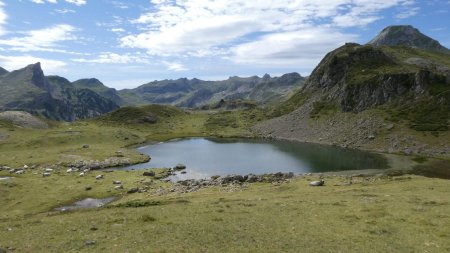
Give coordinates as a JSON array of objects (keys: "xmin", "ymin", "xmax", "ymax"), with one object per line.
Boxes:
[
  {"xmin": 0, "ymin": 63, "xmax": 119, "ymax": 121},
  {"xmin": 255, "ymin": 26, "xmax": 450, "ymax": 157},
  {"xmin": 117, "ymin": 73, "xmax": 305, "ymax": 107},
  {"xmin": 72, "ymin": 78, "xmax": 124, "ymax": 105},
  {"xmin": 368, "ymin": 25, "xmax": 450, "ymax": 54}
]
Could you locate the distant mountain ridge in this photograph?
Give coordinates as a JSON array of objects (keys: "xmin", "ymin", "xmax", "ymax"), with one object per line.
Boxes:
[
  {"xmin": 118, "ymin": 72, "xmax": 305, "ymax": 108},
  {"xmin": 0, "ymin": 63, "xmax": 304, "ymax": 120},
  {"xmin": 0, "ymin": 63, "xmax": 119, "ymax": 121}
]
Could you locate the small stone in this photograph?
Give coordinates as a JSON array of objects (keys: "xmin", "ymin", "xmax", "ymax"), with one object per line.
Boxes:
[
  {"xmin": 45, "ymin": 168, "xmax": 53, "ymax": 172},
  {"xmin": 211, "ymin": 175, "xmax": 220, "ymax": 180},
  {"xmin": 23, "ymin": 165, "xmax": 29, "ymax": 169},
  {"xmin": 181, "ymin": 171, "xmax": 187, "ymax": 174},
  {"xmin": 85, "ymin": 186, "xmax": 92, "ymax": 191},
  {"xmin": 143, "ymin": 171, "xmax": 155, "ymax": 177},
  {"xmin": 79, "ymin": 172, "xmax": 86, "ymax": 177},
  {"xmin": 114, "ymin": 185, "xmax": 123, "ymax": 190},
  {"xmin": 404, "ymin": 148, "xmax": 413, "ymax": 156},
  {"xmin": 112, "ymin": 180, "xmax": 122, "ymax": 185},
  {"xmin": 309, "ymin": 180, "xmax": 325, "ymax": 186},
  {"xmin": 368, "ymin": 134, "xmax": 375, "ymax": 140},
  {"xmin": 85, "ymin": 240, "xmax": 96, "ymax": 246},
  {"xmin": 82, "ymin": 144, "xmax": 89, "ymax": 148},
  {"xmin": 90, "ymin": 226, "xmax": 98, "ymax": 231},
  {"xmin": 127, "ymin": 188, "xmax": 139, "ymax": 194},
  {"xmin": 95, "ymin": 175, "xmax": 104, "ymax": 180},
  {"xmin": 174, "ymin": 164, "xmax": 186, "ymax": 170},
  {"xmin": 42, "ymin": 172, "xmax": 51, "ymax": 177}
]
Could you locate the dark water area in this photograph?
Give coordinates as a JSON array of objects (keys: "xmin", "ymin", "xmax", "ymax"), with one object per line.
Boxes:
[{"xmin": 114, "ymin": 138, "xmax": 388, "ymax": 180}]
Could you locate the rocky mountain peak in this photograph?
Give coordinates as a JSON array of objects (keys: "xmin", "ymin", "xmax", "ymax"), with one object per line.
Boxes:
[
  {"xmin": 262, "ymin": 73, "xmax": 271, "ymax": 80},
  {"xmin": 304, "ymin": 43, "xmax": 394, "ymax": 92},
  {"xmin": 73, "ymin": 78, "xmax": 104, "ymax": 87},
  {"xmin": 0, "ymin": 66, "xmax": 8, "ymax": 76},
  {"xmin": 23, "ymin": 62, "xmax": 52, "ymax": 91},
  {"xmin": 368, "ymin": 25, "xmax": 450, "ymax": 53}
]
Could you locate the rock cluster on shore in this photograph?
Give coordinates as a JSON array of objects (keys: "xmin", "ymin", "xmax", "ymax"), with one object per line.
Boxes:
[{"xmin": 167, "ymin": 172, "xmax": 295, "ymax": 193}]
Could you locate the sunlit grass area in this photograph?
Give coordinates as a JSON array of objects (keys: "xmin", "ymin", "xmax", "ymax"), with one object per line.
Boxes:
[{"xmin": 0, "ymin": 170, "xmax": 449, "ymax": 252}]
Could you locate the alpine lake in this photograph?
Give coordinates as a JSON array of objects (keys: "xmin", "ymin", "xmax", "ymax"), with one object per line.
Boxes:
[{"xmin": 113, "ymin": 138, "xmax": 389, "ymax": 180}]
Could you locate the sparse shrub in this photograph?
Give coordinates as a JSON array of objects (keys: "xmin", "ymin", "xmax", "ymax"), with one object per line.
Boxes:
[
  {"xmin": 412, "ymin": 156, "xmax": 428, "ymax": 163},
  {"xmin": 141, "ymin": 215, "xmax": 156, "ymax": 222},
  {"xmin": 310, "ymin": 100, "xmax": 337, "ymax": 119}
]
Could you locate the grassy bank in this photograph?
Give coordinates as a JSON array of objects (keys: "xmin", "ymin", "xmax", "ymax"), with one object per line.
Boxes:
[
  {"xmin": 0, "ymin": 170, "xmax": 449, "ymax": 252},
  {"xmin": 0, "ymin": 107, "xmax": 265, "ymax": 168}
]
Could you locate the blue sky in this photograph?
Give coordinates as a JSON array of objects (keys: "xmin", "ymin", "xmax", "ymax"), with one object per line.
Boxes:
[{"xmin": 0, "ymin": 0, "xmax": 448, "ymax": 89}]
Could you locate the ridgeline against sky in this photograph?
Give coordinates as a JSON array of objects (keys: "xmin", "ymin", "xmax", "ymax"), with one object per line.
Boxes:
[{"xmin": 0, "ymin": 0, "xmax": 448, "ymax": 88}]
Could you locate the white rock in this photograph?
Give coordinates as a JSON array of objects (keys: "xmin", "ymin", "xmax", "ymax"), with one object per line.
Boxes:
[
  {"xmin": 79, "ymin": 172, "xmax": 85, "ymax": 177},
  {"xmin": 45, "ymin": 168, "xmax": 53, "ymax": 172},
  {"xmin": 96, "ymin": 175, "xmax": 104, "ymax": 180},
  {"xmin": 66, "ymin": 168, "xmax": 73, "ymax": 173},
  {"xmin": 42, "ymin": 172, "xmax": 51, "ymax": 177},
  {"xmin": 309, "ymin": 180, "xmax": 325, "ymax": 186},
  {"xmin": 15, "ymin": 170, "xmax": 24, "ymax": 175}
]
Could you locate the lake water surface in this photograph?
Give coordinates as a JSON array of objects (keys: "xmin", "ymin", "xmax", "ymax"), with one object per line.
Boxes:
[{"xmin": 115, "ymin": 138, "xmax": 388, "ymax": 180}]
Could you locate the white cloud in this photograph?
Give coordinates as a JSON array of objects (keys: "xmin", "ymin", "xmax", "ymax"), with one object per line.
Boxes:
[
  {"xmin": 0, "ymin": 54, "xmax": 66, "ymax": 73},
  {"xmin": 111, "ymin": 1, "xmax": 129, "ymax": 9},
  {"xmin": 54, "ymin": 8, "xmax": 76, "ymax": 14},
  {"xmin": 65, "ymin": 0, "xmax": 86, "ymax": 6},
  {"xmin": 72, "ymin": 52, "xmax": 150, "ymax": 64},
  {"xmin": 0, "ymin": 1, "xmax": 7, "ymax": 36},
  {"xmin": 30, "ymin": 0, "xmax": 57, "ymax": 4},
  {"xmin": 230, "ymin": 28, "xmax": 357, "ymax": 66},
  {"xmin": 111, "ymin": 28, "xmax": 125, "ymax": 33},
  {"xmin": 0, "ymin": 24, "xmax": 78, "ymax": 52},
  {"xmin": 121, "ymin": 0, "xmax": 418, "ymax": 66},
  {"xmin": 162, "ymin": 61, "xmax": 188, "ymax": 72},
  {"xmin": 396, "ymin": 7, "xmax": 420, "ymax": 19},
  {"xmin": 30, "ymin": 0, "xmax": 87, "ymax": 5}
]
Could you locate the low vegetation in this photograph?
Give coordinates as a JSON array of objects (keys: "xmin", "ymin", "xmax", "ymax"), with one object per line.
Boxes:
[
  {"xmin": 0, "ymin": 169, "xmax": 449, "ymax": 252},
  {"xmin": 309, "ymin": 100, "xmax": 338, "ymax": 119}
]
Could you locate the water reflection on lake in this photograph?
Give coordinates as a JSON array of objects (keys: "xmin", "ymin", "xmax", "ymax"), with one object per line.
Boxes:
[{"xmin": 114, "ymin": 138, "xmax": 388, "ymax": 180}]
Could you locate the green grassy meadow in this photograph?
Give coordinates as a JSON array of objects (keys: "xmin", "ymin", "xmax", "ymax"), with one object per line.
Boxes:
[
  {"xmin": 0, "ymin": 170, "xmax": 449, "ymax": 252},
  {"xmin": 0, "ymin": 106, "xmax": 449, "ymax": 252}
]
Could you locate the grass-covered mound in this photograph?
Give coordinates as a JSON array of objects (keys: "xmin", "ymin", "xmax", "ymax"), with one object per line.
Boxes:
[{"xmin": 96, "ymin": 104, "xmax": 186, "ymax": 125}]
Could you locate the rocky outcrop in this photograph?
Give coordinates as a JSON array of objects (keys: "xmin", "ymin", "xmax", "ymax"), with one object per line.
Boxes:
[
  {"xmin": 303, "ymin": 43, "xmax": 448, "ymax": 112},
  {"xmin": 368, "ymin": 25, "xmax": 450, "ymax": 54},
  {"xmin": 255, "ymin": 26, "xmax": 450, "ymax": 158}
]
